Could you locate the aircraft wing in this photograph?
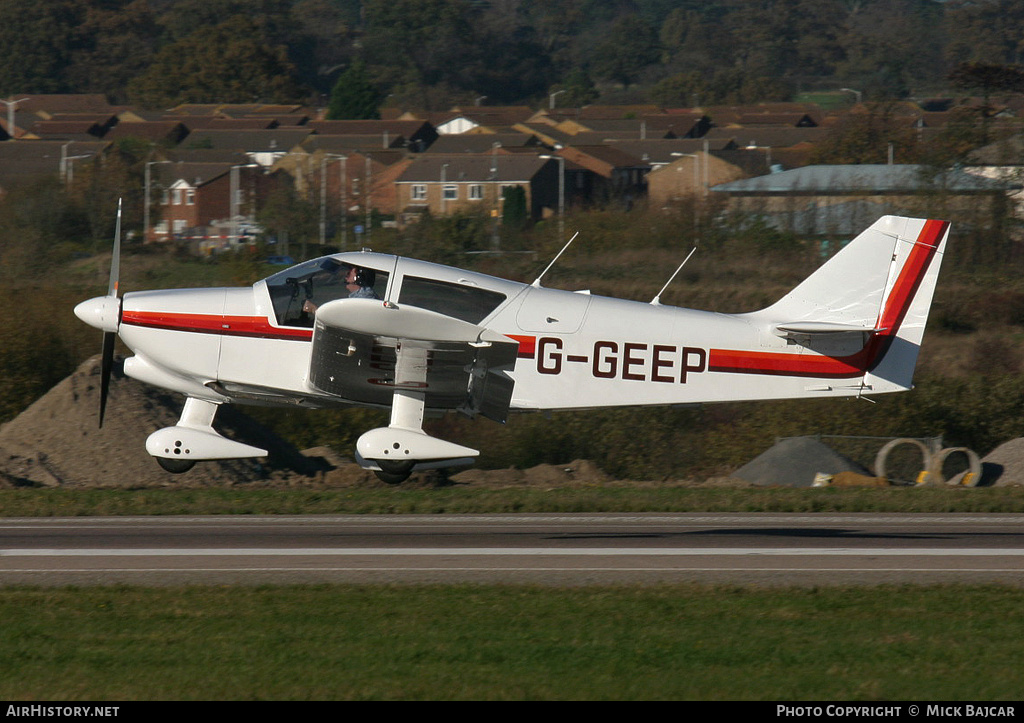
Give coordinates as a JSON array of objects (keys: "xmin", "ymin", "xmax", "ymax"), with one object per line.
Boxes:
[{"xmin": 306, "ymin": 298, "xmax": 519, "ymax": 422}]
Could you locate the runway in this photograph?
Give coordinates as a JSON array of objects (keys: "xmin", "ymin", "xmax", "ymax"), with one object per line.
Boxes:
[{"xmin": 2, "ymin": 513, "xmax": 1024, "ymax": 586}]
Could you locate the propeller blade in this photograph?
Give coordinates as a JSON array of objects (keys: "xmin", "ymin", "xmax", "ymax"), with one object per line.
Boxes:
[
  {"xmin": 98, "ymin": 198, "xmax": 123, "ymax": 428},
  {"xmin": 107, "ymin": 198, "xmax": 122, "ymax": 298},
  {"xmin": 99, "ymin": 331, "xmax": 115, "ymax": 428}
]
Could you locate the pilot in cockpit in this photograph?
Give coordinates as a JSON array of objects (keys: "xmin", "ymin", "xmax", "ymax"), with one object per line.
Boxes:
[{"xmin": 302, "ymin": 264, "xmax": 378, "ymax": 315}]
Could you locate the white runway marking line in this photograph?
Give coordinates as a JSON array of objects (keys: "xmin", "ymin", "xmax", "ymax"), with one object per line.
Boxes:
[
  {"xmin": 4, "ymin": 548, "xmax": 1024, "ymax": 557},
  {"xmin": 3, "ymin": 568, "xmax": 1024, "ymax": 577}
]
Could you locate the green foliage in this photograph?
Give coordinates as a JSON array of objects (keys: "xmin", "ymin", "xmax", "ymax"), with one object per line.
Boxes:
[
  {"xmin": 809, "ymin": 103, "xmax": 924, "ymax": 164},
  {"xmin": 126, "ymin": 15, "xmax": 304, "ymax": 108},
  {"xmin": 501, "ymin": 186, "xmax": 528, "ymax": 230},
  {"xmin": 588, "ymin": 14, "xmax": 660, "ymax": 88},
  {"xmin": 552, "ymin": 68, "xmax": 599, "ymax": 109},
  {"xmin": 393, "ymin": 210, "xmax": 497, "ymax": 265},
  {"xmin": 326, "ymin": 61, "xmax": 382, "ymax": 120},
  {"xmin": 5, "ymin": 1, "xmax": 1024, "ymax": 112},
  {"xmin": 0, "ymin": 288, "xmax": 96, "ymax": 424}
]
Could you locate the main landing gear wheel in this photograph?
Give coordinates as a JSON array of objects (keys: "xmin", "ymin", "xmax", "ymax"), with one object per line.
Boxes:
[
  {"xmin": 374, "ymin": 459, "xmax": 415, "ymax": 484},
  {"xmin": 157, "ymin": 457, "xmax": 196, "ymax": 474}
]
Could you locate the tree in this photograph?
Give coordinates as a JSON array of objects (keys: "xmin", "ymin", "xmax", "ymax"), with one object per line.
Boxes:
[
  {"xmin": 0, "ymin": 0, "xmax": 77, "ymax": 95},
  {"xmin": 557, "ymin": 68, "xmax": 600, "ymax": 108},
  {"xmin": 326, "ymin": 61, "xmax": 381, "ymax": 120},
  {"xmin": 126, "ymin": 16, "xmax": 304, "ymax": 108},
  {"xmin": 362, "ymin": 0, "xmax": 475, "ymax": 104},
  {"xmin": 945, "ymin": 0, "xmax": 1024, "ymax": 66},
  {"xmin": 809, "ymin": 103, "xmax": 921, "ymax": 165},
  {"xmin": 64, "ymin": 0, "xmax": 161, "ymax": 102},
  {"xmin": 948, "ymin": 62, "xmax": 1024, "ymax": 107},
  {"xmin": 589, "ymin": 14, "xmax": 660, "ymax": 87},
  {"xmin": 948, "ymin": 62, "xmax": 1024, "ymax": 142},
  {"xmin": 502, "ymin": 186, "xmax": 528, "ymax": 229}
]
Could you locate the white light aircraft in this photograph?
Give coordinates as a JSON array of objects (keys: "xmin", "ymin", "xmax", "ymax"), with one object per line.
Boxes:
[{"xmin": 75, "ymin": 211, "xmax": 949, "ymax": 482}]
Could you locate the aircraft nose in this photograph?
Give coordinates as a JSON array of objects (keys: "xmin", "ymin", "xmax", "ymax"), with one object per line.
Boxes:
[{"xmin": 74, "ymin": 296, "xmax": 120, "ymax": 333}]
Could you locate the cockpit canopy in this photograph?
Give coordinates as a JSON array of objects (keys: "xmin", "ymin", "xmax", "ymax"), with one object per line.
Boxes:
[
  {"xmin": 265, "ymin": 257, "xmax": 389, "ymax": 327},
  {"xmin": 264, "ymin": 254, "xmax": 516, "ymax": 328}
]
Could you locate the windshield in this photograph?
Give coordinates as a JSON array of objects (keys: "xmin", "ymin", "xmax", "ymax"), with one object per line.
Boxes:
[{"xmin": 265, "ymin": 257, "xmax": 389, "ymax": 327}]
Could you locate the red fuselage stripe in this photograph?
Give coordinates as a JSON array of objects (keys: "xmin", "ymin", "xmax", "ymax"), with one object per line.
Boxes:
[
  {"xmin": 121, "ymin": 311, "xmax": 313, "ymax": 341},
  {"xmin": 506, "ymin": 334, "xmax": 537, "ymax": 358}
]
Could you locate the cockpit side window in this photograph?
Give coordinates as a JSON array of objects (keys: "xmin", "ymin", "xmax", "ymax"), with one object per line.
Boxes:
[
  {"xmin": 398, "ymin": 276, "xmax": 506, "ymax": 324},
  {"xmin": 266, "ymin": 258, "xmax": 388, "ymax": 327}
]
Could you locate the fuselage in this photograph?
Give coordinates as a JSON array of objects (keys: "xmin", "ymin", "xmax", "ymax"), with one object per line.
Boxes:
[{"xmin": 111, "ymin": 249, "xmax": 885, "ymax": 415}]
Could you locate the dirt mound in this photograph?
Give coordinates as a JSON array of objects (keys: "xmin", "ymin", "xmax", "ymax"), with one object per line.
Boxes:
[
  {"xmin": 732, "ymin": 436, "xmax": 873, "ymax": 488},
  {"xmin": 961, "ymin": 438, "xmax": 1024, "ymax": 487},
  {"xmin": 0, "ymin": 356, "xmax": 328, "ymax": 487},
  {"xmin": 451, "ymin": 459, "xmax": 612, "ymax": 487}
]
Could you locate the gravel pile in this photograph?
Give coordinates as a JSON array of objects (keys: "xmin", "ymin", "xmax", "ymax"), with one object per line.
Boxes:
[
  {"xmin": 967, "ymin": 438, "xmax": 1024, "ymax": 487},
  {"xmin": 732, "ymin": 436, "xmax": 873, "ymax": 488}
]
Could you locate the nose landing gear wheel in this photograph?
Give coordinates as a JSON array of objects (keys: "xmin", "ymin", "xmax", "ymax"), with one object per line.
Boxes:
[
  {"xmin": 157, "ymin": 457, "xmax": 196, "ymax": 474},
  {"xmin": 374, "ymin": 459, "xmax": 414, "ymax": 484}
]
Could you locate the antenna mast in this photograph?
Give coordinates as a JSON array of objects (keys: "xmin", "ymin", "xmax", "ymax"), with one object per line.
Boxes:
[
  {"xmin": 532, "ymin": 231, "xmax": 580, "ymax": 287},
  {"xmin": 651, "ymin": 246, "xmax": 697, "ymax": 305}
]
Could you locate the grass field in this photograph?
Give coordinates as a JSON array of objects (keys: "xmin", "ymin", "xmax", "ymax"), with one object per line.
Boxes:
[
  {"xmin": 1, "ymin": 584, "xmax": 1021, "ymax": 701},
  {"xmin": 3, "ymin": 484, "xmax": 1024, "ymax": 517},
  {"xmin": 2, "ymin": 487, "xmax": 1023, "ymax": 700}
]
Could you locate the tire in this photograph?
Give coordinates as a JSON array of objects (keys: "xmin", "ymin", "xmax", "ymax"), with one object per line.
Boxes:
[
  {"xmin": 157, "ymin": 457, "xmax": 196, "ymax": 474},
  {"xmin": 374, "ymin": 459, "xmax": 414, "ymax": 484}
]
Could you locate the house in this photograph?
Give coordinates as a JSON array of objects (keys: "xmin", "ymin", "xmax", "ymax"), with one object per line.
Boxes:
[
  {"xmin": 393, "ymin": 154, "xmax": 557, "ymax": 226},
  {"xmin": 433, "ymin": 107, "xmax": 536, "ymax": 135},
  {"xmin": 306, "ymin": 120, "xmax": 438, "ymax": 152},
  {"xmin": 605, "ymin": 138, "xmax": 735, "ymax": 168},
  {"xmin": 646, "ymin": 151, "xmax": 750, "ymax": 208},
  {"xmin": 148, "ymin": 162, "xmax": 264, "ymax": 248},
  {"xmin": 0, "ymin": 140, "xmax": 108, "ymax": 197},
  {"xmin": 426, "ymin": 133, "xmax": 542, "ymax": 154},
  {"xmin": 177, "ymin": 128, "xmax": 316, "ymax": 167},
  {"xmin": 965, "ymin": 134, "xmax": 1024, "ymax": 215},
  {"xmin": 105, "ymin": 120, "xmax": 190, "ymax": 146},
  {"xmin": 271, "ymin": 146, "xmax": 412, "ymax": 219},
  {"xmin": 555, "ymin": 145, "xmax": 649, "ymax": 207},
  {"xmin": 710, "ymin": 164, "xmax": 1021, "ymax": 236}
]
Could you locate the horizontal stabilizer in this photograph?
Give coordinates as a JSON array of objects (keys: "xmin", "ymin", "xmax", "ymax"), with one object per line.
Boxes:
[{"xmin": 774, "ymin": 321, "xmax": 887, "ymax": 338}]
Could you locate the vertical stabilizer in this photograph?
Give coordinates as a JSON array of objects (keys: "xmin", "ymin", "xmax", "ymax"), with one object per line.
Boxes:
[{"xmin": 738, "ymin": 216, "xmax": 949, "ymax": 394}]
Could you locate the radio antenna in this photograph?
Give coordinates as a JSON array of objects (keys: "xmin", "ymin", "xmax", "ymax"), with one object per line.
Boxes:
[
  {"xmin": 651, "ymin": 246, "xmax": 697, "ymax": 305},
  {"xmin": 532, "ymin": 231, "xmax": 580, "ymax": 287}
]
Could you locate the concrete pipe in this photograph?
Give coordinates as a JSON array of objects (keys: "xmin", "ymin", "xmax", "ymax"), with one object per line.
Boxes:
[
  {"xmin": 930, "ymin": 447, "xmax": 982, "ymax": 487},
  {"xmin": 875, "ymin": 438, "xmax": 933, "ymax": 486}
]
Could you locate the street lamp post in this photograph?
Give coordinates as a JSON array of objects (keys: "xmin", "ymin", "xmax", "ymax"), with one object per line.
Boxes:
[
  {"xmin": 841, "ymin": 87, "xmax": 863, "ymax": 105},
  {"xmin": 231, "ymin": 163, "xmax": 259, "ymax": 247},
  {"xmin": 364, "ymin": 155, "xmax": 372, "ymax": 245},
  {"xmin": 145, "ymin": 160, "xmax": 172, "ymax": 243},
  {"xmin": 320, "ymin": 153, "xmax": 349, "ymax": 248},
  {"xmin": 441, "ymin": 162, "xmax": 449, "ymax": 215}
]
